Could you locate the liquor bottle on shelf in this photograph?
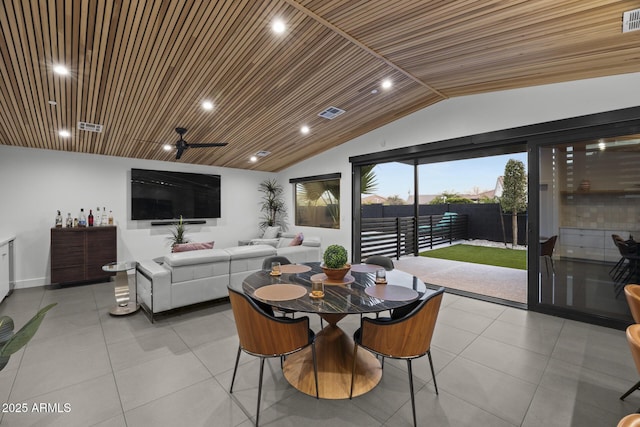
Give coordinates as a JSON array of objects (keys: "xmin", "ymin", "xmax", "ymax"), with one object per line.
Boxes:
[
  {"xmin": 95, "ymin": 207, "xmax": 101, "ymax": 226},
  {"xmin": 78, "ymin": 209, "xmax": 86, "ymax": 227},
  {"xmin": 101, "ymin": 207, "xmax": 107, "ymax": 226},
  {"xmin": 55, "ymin": 210, "xmax": 63, "ymax": 228},
  {"xmin": 88, "ymin": 209, "xmax": 94, "ymax": 227},
  {"xmin": 66, "ymin": 213, "xmax": 73, "ymax": 228},
  {"xmin": 108, "ymin": 210, "xmax": 114, "ymax": 225}
]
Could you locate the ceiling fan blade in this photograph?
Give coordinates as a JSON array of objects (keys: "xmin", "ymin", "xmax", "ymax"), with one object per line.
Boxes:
[
  {"xmin": 188, "ymin": 143, "xmax": 228, "ymax": 148},
  {"xmin": 175, "ymin": 146, "xmax": 185, "ymax": 160}
]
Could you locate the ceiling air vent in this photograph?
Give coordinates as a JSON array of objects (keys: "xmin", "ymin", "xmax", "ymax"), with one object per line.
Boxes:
[
  {"xmin": 255, "ymin": 150, "xmax": 271, "ymax": 157},
  {"xmin": 77, "ymin": 121, "xmax": 103, "ymax": 133},
  {"xmin": 623, "ymin": 8, "xmax": 640, "ymax": 33},
  {"xmin": 318, "ymin": 106, "xmax": 345, "ymax": 120}
]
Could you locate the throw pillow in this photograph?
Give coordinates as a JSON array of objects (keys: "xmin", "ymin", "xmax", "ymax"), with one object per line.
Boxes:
[
  {"xmin": 262, "ymin": 226, "xmax": 280, "ymax": 239},
  {"xmin": 172, "ymin": 241, "xmax": 214, "ymax": 252},
  {"xmin": 289, "ymin": 232, "xmax": 304, "ymax": 246}
]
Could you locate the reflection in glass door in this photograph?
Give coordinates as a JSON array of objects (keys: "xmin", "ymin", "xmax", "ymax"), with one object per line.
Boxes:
[{"xmin": 538, "ymin": 135, "xmax": 640, "ymax": 323}]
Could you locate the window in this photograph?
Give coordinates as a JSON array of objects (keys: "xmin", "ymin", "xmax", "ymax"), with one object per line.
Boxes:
[{"xmin": 290, "ymin": 173, "xmax": 341, "ymax": 229}]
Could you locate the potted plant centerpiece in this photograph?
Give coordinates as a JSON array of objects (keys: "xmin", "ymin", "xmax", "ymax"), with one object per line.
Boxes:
[{"xmin": 322, "ymin": 244, "xmax": 350, "ymax": 281}]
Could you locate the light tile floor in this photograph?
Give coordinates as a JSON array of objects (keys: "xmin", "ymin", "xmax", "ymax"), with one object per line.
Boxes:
[{"xmin": 0, "ymin": 282, "xmax": 639, "ymax": 426}]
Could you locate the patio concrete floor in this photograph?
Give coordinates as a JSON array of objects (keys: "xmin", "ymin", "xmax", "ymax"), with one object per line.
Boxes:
[{"xmin": 394, "ymin": 255, "xmax": 528, "ymax": 304}]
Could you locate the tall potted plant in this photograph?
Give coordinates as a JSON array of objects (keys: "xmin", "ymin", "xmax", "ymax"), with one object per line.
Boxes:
[{"xmin": 258, "ymin": 179, "xmax": 288, "ymax": 232}]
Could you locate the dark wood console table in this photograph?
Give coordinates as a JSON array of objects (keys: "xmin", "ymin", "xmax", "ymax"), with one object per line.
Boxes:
[{"xmin": 50, "ymin": 226, "xmax": 117, "ymax": 285}]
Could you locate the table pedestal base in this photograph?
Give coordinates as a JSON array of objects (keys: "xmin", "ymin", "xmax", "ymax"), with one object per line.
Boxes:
[
  {"xmin": 283, "ymin": 325, "xmax": 381, "ymax": 399},
  {"xmin": 109, "ymin": 270, "xmax": 139, "ymax": 316}
]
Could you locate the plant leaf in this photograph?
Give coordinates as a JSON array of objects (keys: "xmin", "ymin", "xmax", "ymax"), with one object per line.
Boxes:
[{"xmin": 0, "ymin": 303, "xmax": 57, "ymax": 356}]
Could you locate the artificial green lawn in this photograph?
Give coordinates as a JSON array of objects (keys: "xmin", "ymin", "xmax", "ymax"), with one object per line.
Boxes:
[{"xmin": 420, "ymin": 244, "xmax": 527, "ymax": 270}]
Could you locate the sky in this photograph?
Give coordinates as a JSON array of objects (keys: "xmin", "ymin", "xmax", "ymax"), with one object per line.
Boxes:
[{"xmin": 371, "ymin": 152, "xmax": 528, "ymax": 199}]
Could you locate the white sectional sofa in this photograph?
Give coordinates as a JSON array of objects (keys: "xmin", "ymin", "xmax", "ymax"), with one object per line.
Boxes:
[{"xmin": 136, "ymin": 234, "xmax": 321, "ymax": 321}]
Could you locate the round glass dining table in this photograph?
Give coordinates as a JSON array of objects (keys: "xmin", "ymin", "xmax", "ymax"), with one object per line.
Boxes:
[{"xmin": 242, "ymin": 262, "xmax": 434, "ymax": 399}]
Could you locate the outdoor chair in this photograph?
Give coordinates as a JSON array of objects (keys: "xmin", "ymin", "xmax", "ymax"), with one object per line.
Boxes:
[
  {"xmin": 540, "ymin": 235, "xmax": 557, "ymax": 277},
  {"xmin": 614, "ymin": 241, "xmax": 640, "ymax": 297},
  {"xmin": 228, "ymin": 286, "xmax": 319, "ymax": 426},
  {"xmin": 350, "ymin": 287, "xmax": 445, "ymax": 427},
  {"xmin": 610, "ymin": 235, "xmax": 627, "ymax": 279}
]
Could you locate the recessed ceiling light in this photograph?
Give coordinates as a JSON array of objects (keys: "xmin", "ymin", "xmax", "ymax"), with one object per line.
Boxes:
[
  {"xmin": 48, "ymin": 100, "xmax": 57, "ymax": 105},
  {"xmin": 202, "ymin": 100, "xmax": 214, "ymax": 110},
  {"xmin": 53, "ymin": 65, "xmax": 69, "ymax": 75},
  {"xmin": 58, "ymin": 129, "xmax": 70, "ymax": 138},
  {"xmin": 250, "ymin": 156, "xmax": 258, "ymax": 163},
  {"xmin": 272, "ymin": 19, "xmax": 286, "ymax": 34},
  {"xmin": 381, "ymin": 79, "xmax": 392, "ymax": 90},
  {"xmin": 163, "ymin": 144, "xmax": 172, "ymax": 151},
  {"xmin": 300, "ymin": 125, "xmax": 310, "ymax": 135}
]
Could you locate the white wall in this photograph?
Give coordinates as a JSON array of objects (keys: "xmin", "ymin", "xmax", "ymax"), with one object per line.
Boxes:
[
  {"xmin": 276, "ymin": 72, "xmax": 640, "ymax": 257},
  {"xmin": 0, "ymin": 146, "xmax": 273, "ymax": 288}
]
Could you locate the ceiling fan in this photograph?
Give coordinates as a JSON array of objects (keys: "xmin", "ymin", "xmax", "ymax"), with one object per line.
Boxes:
[{"xmin": 170, "ymin": 127, "xmax": 228, "ymax": 160}]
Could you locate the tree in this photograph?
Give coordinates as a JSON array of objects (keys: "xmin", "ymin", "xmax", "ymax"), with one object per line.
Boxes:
[
  {"xmin": 385, "ymin": 195, "xmax": 405, "ymax": 205},
  {"xmin": 500, "ymin": 159, "xmax": 527, "ymax": 246},
  {"xmin": 429, "ymin": 191, "xmax": 473, "ymax": 204},
  {"xmin": 360, "ymin": 164, "xmax": 378, "ymax": 195},
  {"xmin": 258, "ymin": 179, "xmax": 288, "ymax": 231}
]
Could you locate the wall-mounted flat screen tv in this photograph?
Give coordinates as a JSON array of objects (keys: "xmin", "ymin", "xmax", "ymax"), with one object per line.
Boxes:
[{"xmin": 131, "ymin": 168, "xmax": 221, "ymax": 220}]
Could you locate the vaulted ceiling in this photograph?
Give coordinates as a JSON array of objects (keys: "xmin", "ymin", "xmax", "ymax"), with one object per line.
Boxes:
[{"xmin": 1, "ymin": 0, "xmax": 639, "ymax": 171}]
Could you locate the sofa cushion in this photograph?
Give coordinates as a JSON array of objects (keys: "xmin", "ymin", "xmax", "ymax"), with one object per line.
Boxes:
[
  {"xmin": 225, "ymin": 244, "xmax": 277, "ymax": 260},
  {"xmin": 164, "ymin": 249, "xmax": 230, "ymax": 267},
  {"xmin": 262, "ymin": 226, "xmax": 280, "ymax": 239},
  {"xmin": 250, "ymin": 238, "xmax": 279, "ymax": 247},
  {"xmin": 289, "ymin": 232, "xmax": 304, "ymax": 246},
  {"xmin": 172, "ymin": 241, "xmax": 214, "ymax": 252},
  {"xmin": 301, "ymin": 236, "xmax": 321, "ymax": 247}
]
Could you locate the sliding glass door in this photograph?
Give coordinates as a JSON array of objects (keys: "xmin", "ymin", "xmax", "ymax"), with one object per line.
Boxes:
[{"xmin": 537, "ymin": 135, "xmax": 640, "ymax": 323}]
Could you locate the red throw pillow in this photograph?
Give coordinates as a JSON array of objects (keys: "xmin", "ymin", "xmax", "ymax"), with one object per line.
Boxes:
[
  {"xmin": 172, "ymin": 241, "xmax": 214, "ymax": 252},
  {"xmin": 289, "ymin": 233, "xmax": 304, "ymax": 246}
]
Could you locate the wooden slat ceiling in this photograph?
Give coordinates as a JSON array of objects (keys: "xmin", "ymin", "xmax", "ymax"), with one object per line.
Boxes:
[{"xmin": 0, "ymin": 0, "xmax": 639, "ymax": 171}]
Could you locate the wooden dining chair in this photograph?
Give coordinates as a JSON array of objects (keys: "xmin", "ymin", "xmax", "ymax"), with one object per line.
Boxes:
[
  {"xmin": 350, "ymin": 287, "xmax": 445, "ymax": 427},
  {"xmin": 365, "ymin": 255, "xmax": 395, "ymax": 270},
  {"xmin": 621, "ymin": 324, "xmax": 640, "ymax": 402},
  {"xmin": 228, "ymin": 286, "xmax": 318, "ymax": 426},
  {"xmin": 618, "ymin": 413, "xmax": 640, "ymax": 427},
  {"xmin": 625, "ymin": 285, "xmax": 640, "ymax": 323},
  {"xmin": 261, "ymin": 256, "xmax": 291, "ymax": 271},
  {"xmin": 260, "ymin": 256, "xmax": 297, "ymax": 318}
]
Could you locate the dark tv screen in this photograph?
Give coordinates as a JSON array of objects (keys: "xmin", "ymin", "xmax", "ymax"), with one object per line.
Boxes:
[{"xmin": 131, "ymin": 169, "xmax": 221, "ymax": 220}]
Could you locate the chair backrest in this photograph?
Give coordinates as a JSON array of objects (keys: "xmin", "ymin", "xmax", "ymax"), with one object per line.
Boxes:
[
  {"xmin": 627, "ymin": 324, "xmax": 640, "ymax": 377},
  {"xmin": 365, "ymin": 255, "xmax": 394, "ymax": 271},
  {"xmin": 228, "ymin": 286, "xmax": 309, "ymax": 356},
  {"xmin": 617, "ymin": 240, "xmax": 637, "ymax": 257},
  {"xmin": 625, "ymin": 285, "xmax": 640, "ymax": 323},
  {"xmin": 540, "ymin": 235, "xmax": 557, "ymax": 257},
  {"xmin": 361, "ymin": 287, "xmax": 445, "ymax": 358},
  {"xmin": 617, "ymin": 413, "xmax": 640, "ymax": 427},
  {"xmin": 261, "ymin": 256, "xmax": 292, "ymax": 270}
]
